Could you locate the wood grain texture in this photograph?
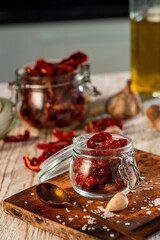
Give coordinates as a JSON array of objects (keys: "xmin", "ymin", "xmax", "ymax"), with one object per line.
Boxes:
[
  {"xmin": 3, "ymin": 149, "xmax": 160, "ymax": 240},
  {"xmin": 0, "ymin": 73, "xmax": 160, "ymax": 240}
]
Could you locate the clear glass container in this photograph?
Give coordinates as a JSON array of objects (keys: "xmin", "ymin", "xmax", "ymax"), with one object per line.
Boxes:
[
  {"xmin": 14, "ymin": 62, "xmax": 92, "ymax": 129},
  {"xmin": 130, "ymin": 0, "xmax": 160, "ymax": 97},
  {"xmin": 38, "ymin": 133, "xmax": 144, "ymax": 199}
]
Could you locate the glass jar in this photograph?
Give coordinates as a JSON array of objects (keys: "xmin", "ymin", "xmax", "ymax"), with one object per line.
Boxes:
[
  {"xmin": 38, "ymin": 133, "xmax": 144, "ymax": 199},
  {"xmin": 130, "ymin": 0, "xmax": 160, "ymax": 97},
  {"xmin": 13, "ymin": 62, "xmax": 93, "ymax": 129}
]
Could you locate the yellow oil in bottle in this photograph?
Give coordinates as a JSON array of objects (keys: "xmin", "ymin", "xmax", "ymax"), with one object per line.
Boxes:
[{"xmin": 131, "ymin": 16, "xmax": 160, "ymax": 97}]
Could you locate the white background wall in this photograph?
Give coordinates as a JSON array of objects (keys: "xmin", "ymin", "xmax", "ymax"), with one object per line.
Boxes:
[{"xmin": 0, "ymin": 19, "xmax": 130, "ymax": 83}]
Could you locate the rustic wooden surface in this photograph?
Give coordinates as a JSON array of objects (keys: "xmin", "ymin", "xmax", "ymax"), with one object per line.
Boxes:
[
  {"xmin": 0, "ymin": 72, "xmax": 160, "ymax": 240},
  {"xmin": 3, "ymin": 149, "xmax": 160, "ymax": 240}
]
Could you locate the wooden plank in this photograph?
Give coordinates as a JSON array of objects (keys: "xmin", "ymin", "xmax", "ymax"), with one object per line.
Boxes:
[{"xmin": 3, "ymin": 149, "xmax": 160, "ymax": 240}]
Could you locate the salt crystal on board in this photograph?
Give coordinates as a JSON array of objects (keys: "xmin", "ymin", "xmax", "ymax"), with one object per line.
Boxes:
[
  {"xmin": 144, "ymin": 200, "xmax": 147, "ymax": 202},
  {"xmin": 82, "ymin": 224, "xmax": 87, "ymax": 231},
  {"xmin": 125, "ymin": 222, "xmax": 130, "ymax": 225},
  {"xmin": 136, "ymin": 195, "xmax": 139, "ymax": 198},
  {"xmin": 103, "ymin": 226, "xmax": 107, "ymax": 229},
  {"xmin": 141, "ymin": 207, "xmax": 146, "ymax": 209},
  {"xmin": 158, "ymin": 208, "xmax": 160, "ymax": 211},
  {"xmin": 107, "ymin": 229, "xmax": 110, "ymax": 231},
  {"xmin": 85, "ymin": 204, "xmax": 89, "ymax": 207},
  {"xmin": 83, "ymin": 208, "xmax": 87, "ymax": 212},
  {"xmin": 88, "ymin": 227, "xmax": 91, "ymax": 230},
  {"xmin": 110, "ymin": 234, "xmax": 115, "ymax": 238},
  {"xmin": 25, "ymin": 201, "xmax": 27, "ymax": 204},
  {"xmin": 130, "ymin": 190, "xmax": 135, "ymax": 193},
  {"xmin": 132, "ymin": 208, "xmax": 135, "ymax": 210},
  {"xmin": 153, "ymin": 198, "xmax": 160, "ymax": 206},
  {"xmin": 62, "ymin": 222, "xmax": 65, "ymax": 225},
  {"xmin": 146, "ymin": 211, "xmax": 152, "ymax": 215},
  {"xmin": 66, "ymin": 208, "xmax": 70, "ymax": 213},
  {"xmin": 154, "ymin": 182, "xmax": 160, "ymax": 185},
  {"xmin": 75, "ymin": 215, "xmax": 78, "ymax": 218},
  {"xmin": 56, "ymin": 215, "xmax": 60, "ymax": 219},
  {"xmin": 87, "ymin": 200, "xmax": 93, "ymax": 203},
  {"xmin": 116, "ymin": 220, "xmax": 120, "ymax": 223},
  {"xmin": 31, "ymin": 193, "xmax": 34, "ymax": 196},
  {"xmin": 92, "ymin": 227, "xmax": 95, "ymax": 230},
  {"xmin": 68, "ymin": 218, "xmax": 74, "ymax": 221},
  {"xmin": 116, "ymin": 215, "xmax": 120, "ymax": 217}
]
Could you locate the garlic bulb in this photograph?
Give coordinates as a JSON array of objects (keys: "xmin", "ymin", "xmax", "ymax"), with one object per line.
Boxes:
[{"xmin": 106, "ymin": 192, "xmax": 128, "ymax": 212}]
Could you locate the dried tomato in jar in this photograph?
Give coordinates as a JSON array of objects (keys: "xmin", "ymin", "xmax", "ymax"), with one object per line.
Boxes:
[
  {"xmin": 15, "ymin": 52, "xmax": 93, "ymax": 129},
  {"xmin": 70, "ymin": 132, "xmax": 137, "ymax": 199}
]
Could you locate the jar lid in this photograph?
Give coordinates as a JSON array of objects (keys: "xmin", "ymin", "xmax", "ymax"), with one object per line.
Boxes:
[
  {"xmin": 37, "ymin": 144, "xmax": 73, "ymax": 182},
  {"xmin": 0, "ymin": 97, "xmax": 17, "ymax": 140}
]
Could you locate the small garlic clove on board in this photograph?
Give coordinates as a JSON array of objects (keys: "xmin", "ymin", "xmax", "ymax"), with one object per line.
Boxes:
[{"xmin": 106, "ymin": 192, "xmax": 128, "ymax": 212}]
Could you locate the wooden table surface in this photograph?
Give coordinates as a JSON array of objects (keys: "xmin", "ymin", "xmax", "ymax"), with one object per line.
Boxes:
[{"xmin": 0, "ymin": 72, "xmax": 160, "ymax": 240}]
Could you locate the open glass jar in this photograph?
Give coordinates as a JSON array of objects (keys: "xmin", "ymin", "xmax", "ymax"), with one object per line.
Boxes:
[
  {"xmin": 38, "ymin": 133, "xmax": 144, "ymax": 199},
  {"xmin": 13, "ymin": 62, "xmax": 92, "ymax": 129}
]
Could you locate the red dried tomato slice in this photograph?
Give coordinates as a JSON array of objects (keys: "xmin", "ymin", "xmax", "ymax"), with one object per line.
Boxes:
[
  {"xmin": 23, "ymin": 128, "xmax": 74, "ymax": 172},
  {"xmin": 87, "ymin": 132, "xmax": 112, "ymax": 149},
  {"xmin": 3, "ymin": 130, "xmax": 30, "ymax": 143},
  {"xmin": 85, "ymin": 118, "xmax": 123, "ymax": 133}
]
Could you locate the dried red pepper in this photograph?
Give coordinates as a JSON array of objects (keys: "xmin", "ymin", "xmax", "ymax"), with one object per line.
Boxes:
[
  {"xmin": 20, "ymin": 51, "xmax": 88, "ymax": 128},
  {"xmin": 23, "ymin": 128, "xmax": 74, "ymax": 172},
  {"xmin": 3, "ymin": 130, "xmax": 30, "ymax": 143},
  {"xmin": 85, "ymin": 118, "xmax": 123, "ymax": 133},
  {"xmin": 73, "ymin": 132, "xmax": 128, "ymax": 193}
]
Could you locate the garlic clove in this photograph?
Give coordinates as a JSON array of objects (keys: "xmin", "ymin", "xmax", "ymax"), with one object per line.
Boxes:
[{"xmin": 106, "ymin": 192, "xmax": 128, "ymax": 212}]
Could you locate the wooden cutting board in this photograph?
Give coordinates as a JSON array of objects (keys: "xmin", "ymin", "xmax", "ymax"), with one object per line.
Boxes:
[{"xmin": 3, "ymin": 149, "xmax": 160, "ymax": 240}]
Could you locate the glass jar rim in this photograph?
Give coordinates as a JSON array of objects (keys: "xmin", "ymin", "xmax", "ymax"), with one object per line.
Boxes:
[
  {"xmin": 73, "ymin": 132, "xmax": 133, "ymax": 156},
  {"xmin": 15, "ymin": 60, "xmax": 88, "ymax": 88}
]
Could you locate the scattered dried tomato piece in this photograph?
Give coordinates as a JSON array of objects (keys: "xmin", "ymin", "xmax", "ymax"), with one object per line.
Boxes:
[
  {"xmin": 3, "ymin": 130, "xmax": 30, "ymax": 143},
  {"xmin": 23, "ymin": 128, "xmax": 74, "ymax": 172},
  {"xmin": 85, "ymin": 118, "xmax": 123, "ymax": 133}
]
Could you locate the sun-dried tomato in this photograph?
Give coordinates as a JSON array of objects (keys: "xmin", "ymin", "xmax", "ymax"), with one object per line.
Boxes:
[
  {"xmin": 87, "ymin": 132, "xmax": 112, "ymax": 149},
  {"xmin": 85, "ymin": 118, "xmax": 123, "ymax": 133},
  {"xmin": 20, "ymin": 52, "xmax": 88, "ymax": 128},
  {"xmin": 23, "ymin": 128, "xmax": 74, "ymax": 172},
  {"xmin": 73, "ymin": 132, "xmax": 128, "ymax": 193},
  {"xmin": 3, "ymin": 130, "xmax": 30, "ymax": 143}
]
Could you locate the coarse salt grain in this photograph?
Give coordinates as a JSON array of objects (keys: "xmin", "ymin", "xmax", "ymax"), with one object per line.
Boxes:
[
  {"xmin": 143, "ymin": 187, "xmax": 152, "ymax": 191},
  {"xmin": 83, "ymin": 208, "xmax": 87, "ymax": 212},
  {"xmin": 59, "ymin": 219, "xmax": 62, "ymax": 222},
  {"xmin": 73, "ymin": 202, "xmax": 76, "ymax": 205},
  {"xmin": 85, "ymin": 204, "xmax": 89, "ymax": 207},
  {"xmin": 107, "ymin": 229, "xmax": 110, "ymax": 231},
  {"xmin": 31, "ymin": 193, "xmax": 34, "ymax": 196},
  {"xmin": 116, "ymin": 220, "xmax": 120, "ymax": 223},
  {"xmin": 144, "ymin": 200, "xmax": 147, "ymax": 202},
  {"xmin": 101, "ymin": 202, "xmax": 104, "ymax": 204},
  {"xmin": 56, "ymin": 215, "xmax": 60, "ymax": 219},
  {"xmin": 153, "ymin": 198, "xmax": 160, "ymax": 206},
  {"xmin": 75, "ymin": 215, "xmax": 78, "ymax": 218},
  {"xmin": 146, "ymin": 211, "xmax": 152, "ymax": 215},
  {"xmin": 92, "ymin": 227, "xmax": 95, "ymax": 230},
  {"xmin": 87, "ymin": 200, "xmax": 93, "ymax": 203},
  {"xmin": 68, "ymin": 218, "xmax": 74, "ymax": 221},
  {"xmin": 25, "ymin": 201, "xmax": 27, "ymax": 204},
  {"xmin": 82, "ymin": 224, "xmax": 87, "ymax": 231},
  {"xmin": 141, "ymin": 207, "xmax": 146, "ymax": 209},
  {"xmin": 116, "ymin": 215, "xmax": 120, "ymax": 217},
  {"xmin": 154, "ymin": 182, "xmax": 160, "ymax": 185},
  {"xmin": 133, "ymin": 201, "xmax": 136, "ymax": 204},
  {"xmin": 103, "ymin": 226, "xmax": 107, "ymax": 229},
  {"xmin": 132, "ymin": 208, "xmax": 135, "ymax": 210},
  {"xmin": 66, "ymin": 208, "xmax": 70, "ymax": 213},
  {"xmin": 149, "ymin": 203, "xmax": 153, "ymax": 207},
  {"xmin": 149, "ymin": 180, "xmax": 153, "ymax": 183},
  {"xmin": 158, "ymin": 208, "xmax": 160, "ymax": 211},
  {"xmin": 130, "ymin": 190, "xmax": 135, "ymax": 193},
  {"xmin": 110, "ymin": 234, "xmax": 115, "ymax": 238},
  {"xmin": 62, "ymin": 222, "xmax": 65, "ymax": 225},
  {"xmin": 88, "ymin": 227, "xmax": 91, "ymax": 230},
  {"xmin": 136, "ymin": 196, "xmax": 139, "ymax": 198},
  {"xmin": 125, "ymin": 222, "xmax": 130, "ymax": 226}
]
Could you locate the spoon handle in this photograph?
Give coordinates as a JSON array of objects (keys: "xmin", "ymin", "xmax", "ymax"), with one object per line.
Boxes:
[{"xmin": 67, "ymin": 202, "xmax": 146, "ymax": 240}]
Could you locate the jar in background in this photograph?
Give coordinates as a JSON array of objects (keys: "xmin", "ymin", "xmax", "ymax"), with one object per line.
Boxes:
[
  {"xmin": 70, "ymin": 133, "xmax": 143, "ymax": 199},
  {"xmin": 130, "ymin": 0, "xmax": 160, "ymax": 97},
  {"xmin": 14, "ymin": 62, "xmax": 92, "ymax": 129}
]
